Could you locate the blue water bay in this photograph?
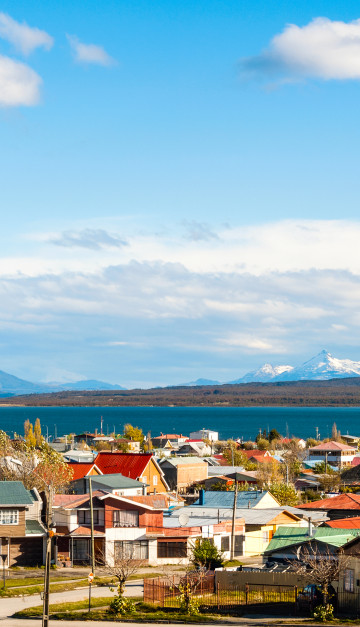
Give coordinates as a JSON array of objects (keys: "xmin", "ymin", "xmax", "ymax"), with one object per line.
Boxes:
[{"xmin": 0, "ymin": 406, "xmax": 360, "ymax": 441}]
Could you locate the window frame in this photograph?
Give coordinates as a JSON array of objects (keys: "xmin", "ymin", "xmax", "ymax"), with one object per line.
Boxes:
[
  {"xmin": 344, "ymin": 568, "xmax": 355, "ymax": 593},
  {"xmin": 0, "ymin": 509, "xmax": 19, "ymax": 525},
  {"xmin": 113, "ymin": 509, "xmax": 139, "ymax": 528}
]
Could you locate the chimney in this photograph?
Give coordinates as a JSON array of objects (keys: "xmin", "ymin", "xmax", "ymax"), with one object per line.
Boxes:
[
  {"xmin": 142, "ymin": 483, "xmax": 147, "ymax": 495},
  {"xmin": 199, "ymin": 489, "xmax": 205, "ymax": 505},
  {"xmin": 308, "ymin": 517, "xmax": 314, "ymax": 536}
]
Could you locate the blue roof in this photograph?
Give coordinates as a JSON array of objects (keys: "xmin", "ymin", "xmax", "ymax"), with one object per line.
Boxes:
[{"xmin": 192, "ymin": 490, "xmax": 270, "ymax": 508}]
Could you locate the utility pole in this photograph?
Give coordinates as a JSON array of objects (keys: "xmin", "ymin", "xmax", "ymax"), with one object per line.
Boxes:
[
  {"xmin": 230, "ymin": 478, "xmax": 238, "ymax": 560},
  {"xmin": 89, "ymin": 477, "xmax": 95, "ymax": 575},
  {"xmin": 325, "ymin": 451, "xmax": 328, "ymax": 474},
  {"xmin": 42, "ymin": 486, "xmax": 53, "ymax": 627}
]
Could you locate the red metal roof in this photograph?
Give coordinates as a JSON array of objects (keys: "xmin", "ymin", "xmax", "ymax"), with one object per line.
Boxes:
[
  {"xmin": 326, "ymin": 517, "xmax": 360, "ymax": 529},
  {"xmin": 352, "ymin": 457, "xmax": 360, "ymax": 467},
  {"xmin": 243, "ymin": 449, "xmax": 271, "ymax": 459},
  {"xmin": 66, "ymin": 463, "xmax": 96, "ymax": 481},
  {"xmin": 309, "ymin": 440, "xmax": 356, "ymax": 452},
  {"xmin": 94, "ymin": 452, "xmax": 152, "ymax": 479},
  {"xmin": 298, "ymin": 493, "xmax": 360, "ymax": 510}
]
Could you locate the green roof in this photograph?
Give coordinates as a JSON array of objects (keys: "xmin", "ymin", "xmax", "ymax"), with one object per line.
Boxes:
[
  {"xmin": 26, "ymin": 520, "xmax": 46, "ymax": 535},
  {"xmin": 265, "ymin": 526, "xmax": 360, "ymax": 554},
  {"xmin": 90, "ymin": 474, "xmax": 145, "ymax": 489},
  {"xmin": 0, "ymin": 481, "xmax": 33, "ymax": 505}
]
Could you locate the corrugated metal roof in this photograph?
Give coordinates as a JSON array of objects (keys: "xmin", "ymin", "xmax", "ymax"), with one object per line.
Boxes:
[
  {"xmin": 325, "ymin": 517, "xmax": 360, "ymax": 529},
  {"xmin": 91, "ymin": 473, "xmax": 144, "ymax": 489},
  {"xmin": 298, "ymin": 493, "xmax": 360, "ymax": 511},
  {"xmin": 0, "ymin": 481, "xmax": 33, "ymax": 505},
  {"xmin": 94, "ymin": 452, "xmax": 152, "ymax": 478},
  {"xmin": 180, "ymin": 506, "xmax": 300, "ymax": 525},
  {"xmin": 67, "ymin": 462, "xmax": 96, "ymax": 481},
  {"xmin": 26, "ymin": 520, "xmax": 46, "ymax": 535},
  {"xmin": 162, "ymin": 457, "xmax": 207, "ymax": 466},
  {"xmin": 265, "ymin": 526, "xmax": 360, "ymax": 554},
  {"xmin": 310, "ymin": 441, "xmax": 356, "ymax": 451},
  {"xmin": 192, "ymin": 490, "xmax": 277, "ymax": 508}
]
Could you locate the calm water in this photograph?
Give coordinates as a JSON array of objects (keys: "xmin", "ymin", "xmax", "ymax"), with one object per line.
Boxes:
[{"xmin": 0, "ymin": 406, "xmax": 360, "ymax": 441}]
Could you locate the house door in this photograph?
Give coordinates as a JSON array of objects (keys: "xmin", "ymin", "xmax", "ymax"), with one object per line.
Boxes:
[{"xmin": 73, "ymin": 539, "xmax": 90, "ymax": 564}]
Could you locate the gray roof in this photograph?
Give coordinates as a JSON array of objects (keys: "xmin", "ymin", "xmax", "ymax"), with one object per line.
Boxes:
[
  {"xmin": 208, "ymin": 466, "xmax": 246, "ymax": 476},
  {"xmin": 89, "ymin": 474, "xmax": 145, "ymax": 489},
  {"xmin": 161, "ymin": 457, "xmax": 207, "ymax": 467},
  {"xmin": 164, "ymin": 515, "xmax": 228, "ymax": 528},
  {"xmin": 177, "ymin": 506, "xmax": 301, "ymax": 525},
  {"xmin": 0, "ymin": 481, "xmax": 33, "ymax": 505},
  {"xmin": 192, "ymin": 490, "xmax": 273, "ymax": 508}
]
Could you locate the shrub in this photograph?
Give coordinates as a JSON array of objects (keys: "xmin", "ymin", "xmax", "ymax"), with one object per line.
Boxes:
[
  {"xmin": 109, "ymin": 595, "xmax": 135, "ymax": 615},
  {"xmin": 313, "ymin": 604, "xmax": 334, "ymax": 622}
]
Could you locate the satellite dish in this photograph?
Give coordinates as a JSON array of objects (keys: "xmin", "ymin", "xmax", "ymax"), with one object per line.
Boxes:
[{"xmin": 178, "ymin": 511, "xmax": 190, "ymax": 527}]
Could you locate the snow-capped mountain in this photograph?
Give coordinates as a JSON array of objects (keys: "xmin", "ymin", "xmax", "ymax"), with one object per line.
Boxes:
[
  {"xmin": 229, "ymin": 364, "xmax": 293, "ymax": 384},
  {"xmin": 275, "ymin": 350, "xmax": 360, "ymax": 382},
  {"xmin": 234, "ymin": 350, "xmax": 360, "ymax": 384}
]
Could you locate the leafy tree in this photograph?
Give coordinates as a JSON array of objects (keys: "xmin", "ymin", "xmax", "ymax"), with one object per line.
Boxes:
[
  {"xmin": 191, "ymin": 539, "xmax": 224, "ymax": 570},
  {"xmin": 115, "ymin": 439, "xmax": 129, "ymax": 453},
  {"xmin": 123, "ymin": 424, "xmax": 144, "ymax": 443},
  {"xmin": 314, "ymin": 461, "xmax": 335, "ymax": 474},
  {"xmin": 269, "ymin": 428, "xmax": 281, "ymax": 442},
  {"xmin": 306, "ymin": 438, "xmax": 319, "ymax": 448},
  {"xmin": 25, "ymin": 423, "xmax": 36, "ymax": 448},
  {"xmin": 209, "ymin": 481, "xmax": 231, "ymax": 491},
  {"xmin": 222, "ymin": 441, "xmax": 247, "ymax": 467},
  {"xmin": 34, "ymin": 418, "xmax": 42, "ymax": 446},
  {"xmin": 257, "ymin": 460, "xmax": 282, "ymax": 487},
  {"xmin": 256, "ymin": 438, "xmax": 270, "ymax": 451},
  {"xmin": 0, "ymin": 435, "xmax": 73, "ymax": 494},
  {"xmin": 268, "ymin": 482, "xmax": 299, "ymax": 506},
  {"xmin": 95, "ymin": 441, "xmax": 112, "ymax": 451},
  {"xmin": 241, "ymin": 441, "xmax": 255, "ymax": 450}
]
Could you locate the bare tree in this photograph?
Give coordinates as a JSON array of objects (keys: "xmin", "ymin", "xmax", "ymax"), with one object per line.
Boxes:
[
  {"xmin": 290, "ymin": 543, "xmax": 350, "ymax": 605},
  {"xmin": 100, "ymin": 545, "xmax": 144, "ymax": 594}
]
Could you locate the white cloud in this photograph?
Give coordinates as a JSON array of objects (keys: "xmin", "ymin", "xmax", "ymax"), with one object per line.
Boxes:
[
  {"xmin": 0, "ymin": 13, "xmax": 53, "ymax": 55},
  {"xmin": 67, "ymin": 35, "xmax": 115, "ymax": 66},
  {"xmin": 50, "ymin": 229, "xmax": 127, "ymax": 250},
  {"xmin": 0, "ymin": 54, "xmax": 41, "ymax": 106},
  {"xmin": 217, "ymin": 335, "xmax": 276, "ymax": 351},
  {"xmin": 241, "ymin": 17, "xmax": 360, "ymax": 81}
]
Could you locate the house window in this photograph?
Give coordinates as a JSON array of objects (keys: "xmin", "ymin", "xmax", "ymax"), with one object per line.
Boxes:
[
  {"xmin": 157, "ymin": 540, "xmax": 188, "ymax": 558},
  {"xmin": 77, "ymin": 510, "xmax": 99, "ymax": 525},
  {"xmin": 221, "ymin": 536, "xmax": 230, "ymax": 551},
  {"xmin": 113, "ymin": 510, "xmax": 139, "ymax": 527},
  {"xmin": 344, "ymin": 569, "xmax": 355, "ymax": 592},
  {"xmin": 262, "ymin": 531, "xmax": 269, "ymax": 543},
  {"xmin": 153, "ymin": 476, "xmax": 158, "ymax": 486},
  {"xmin": 234, "ymin": 535, "xmax": 244, "ymax": 557},
  {"xmin": 0, "ymin": 510, "xmax": 19, "ymax": 525},
  {"xmin": 115, "ymin": 540, "xmax": 149, "ymax": 561}
]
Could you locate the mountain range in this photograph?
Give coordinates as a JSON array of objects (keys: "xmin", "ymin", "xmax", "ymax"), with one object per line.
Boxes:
[
  {"xmin": 1, "ymin": 349, "xmax": 360, "ymax": 396},
  {"xmin": 0, "ymin": 370, "xmax": 125, "ymax": 397},
  {"xmin": 230, "ymin": 350, "xmax": 360, "ymax": 384}
]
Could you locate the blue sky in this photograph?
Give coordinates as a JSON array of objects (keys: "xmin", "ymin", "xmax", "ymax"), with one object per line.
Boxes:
[{"xmin": 1, "ymin": 0, "xmax": 360, "ymax": 387}]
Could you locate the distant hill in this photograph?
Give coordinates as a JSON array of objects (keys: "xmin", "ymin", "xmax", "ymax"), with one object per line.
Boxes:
[
  {"xmin": 180, "ymin": 378, "xmax": 220, "ymax": 387},
  {"xmin": 3, "ymin": 377, "xmax": 360, "ymax": 407},
  {"xmin": 0, "ymin": 369, "xmax": 125, "ymax": 396}
]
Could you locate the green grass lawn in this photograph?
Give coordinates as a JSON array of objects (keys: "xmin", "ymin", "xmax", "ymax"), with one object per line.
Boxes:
[
  {"xmin": 14, "ymin": 598, "xmax": 222, "ymax": 623},
  {"xmin": 0, "ymin": 575, "xmax": 115, "ymax": 597}
]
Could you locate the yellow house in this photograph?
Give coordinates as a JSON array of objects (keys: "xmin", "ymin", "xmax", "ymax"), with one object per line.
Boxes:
[{"xmin": 237, "ymin": 508, "xmax": 303, "ymax": 557}]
